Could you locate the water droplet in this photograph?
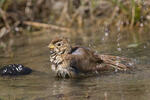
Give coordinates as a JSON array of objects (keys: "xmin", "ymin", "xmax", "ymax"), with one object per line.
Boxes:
[
  {"xmin": 102, "ymin": 37, "xmax": 105, "ymax": 41},
  {"xmin": 117, "ymin": 43, "xmax": 120, "ymax": 46},
  {"xmin": 117, "ymin": 48, "xmax": 122, "ymax": 51},
  {"xmin": 105, "ymin": 32, "xmax": 108, "ymax": 36},
  {"xmin": 15, "ymin": 27, "xmax": 19, "ymax": 31},
  {"xmin": 129, "ymin": 62, "xmax": 134, "ymax": 66},
  {"xmin": 116, "ymin": 62, "xmax": 119, "ymax": 66},
  {"xmin": 117, "ymin": 27, "xmax": 120, "ymax": 31},
  {"xmin": 115, "ymin": 69, "xmax": 118, "ymax": 72},
  {"xmin": 140, "ymin": 23, "xmax": 144, "ymax": 27}
]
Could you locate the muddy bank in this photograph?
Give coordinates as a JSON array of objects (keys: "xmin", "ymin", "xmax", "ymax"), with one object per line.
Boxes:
[{"xmin": 0, "ymin": 0, "xmax": 150, "ymax": 35}]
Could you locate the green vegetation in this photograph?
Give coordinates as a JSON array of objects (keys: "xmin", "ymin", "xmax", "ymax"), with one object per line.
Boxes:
[{"xmin": 0, "ymin": 0, "xmax": 149, "ymax": 40}]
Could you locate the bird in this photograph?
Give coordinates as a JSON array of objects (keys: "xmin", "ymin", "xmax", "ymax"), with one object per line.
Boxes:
[{"xmin": 48, "ymin": 37, "xmax": 130, "ymax": 78}]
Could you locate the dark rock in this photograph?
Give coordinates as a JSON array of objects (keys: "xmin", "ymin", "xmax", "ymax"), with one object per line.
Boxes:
[{"xmin": 0, "ymin": 64, "xmax": 32, "ymax": 76}]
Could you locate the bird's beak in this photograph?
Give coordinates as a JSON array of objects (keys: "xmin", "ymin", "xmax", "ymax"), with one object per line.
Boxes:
[{"xmin": 48, "ymin": 44, "xmax": 55, "ymax": 49}]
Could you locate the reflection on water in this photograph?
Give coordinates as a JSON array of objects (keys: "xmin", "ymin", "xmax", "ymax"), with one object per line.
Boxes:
[{"xmin": 0, "ymin": 28, "xmax": 150, "ymax": 100}]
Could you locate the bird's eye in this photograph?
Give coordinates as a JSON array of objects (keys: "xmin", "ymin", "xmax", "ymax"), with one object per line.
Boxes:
[{"xmin": 57, "ymin": 43, "xmax": 61, "ymax": 46}]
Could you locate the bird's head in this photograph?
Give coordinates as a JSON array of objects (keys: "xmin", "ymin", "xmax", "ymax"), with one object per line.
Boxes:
[{"xmin": 48, "ymin": 37, "xmax": 72, "ymax": 55}]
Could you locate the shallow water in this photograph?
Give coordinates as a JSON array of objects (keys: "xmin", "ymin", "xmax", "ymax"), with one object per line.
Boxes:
[{"xmin": 0, "ymin": 28, "xmax": 150, "ymax": 100}]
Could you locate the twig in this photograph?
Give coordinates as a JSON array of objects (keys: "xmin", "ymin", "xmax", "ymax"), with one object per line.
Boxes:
[
  {"xmin": 0, "ymin": 8, "xmax": 10, "ymax": 30},
  {"xmin": 108, "ymin": 6, "xmax": 119, "ymax": 25},
  {"xmin": 130, "ymin": 0, "xmax": 135, "ymax": 28},
  {"xmin": 23, "ymin": 21, "xmax": 71, "ymax": 32}
]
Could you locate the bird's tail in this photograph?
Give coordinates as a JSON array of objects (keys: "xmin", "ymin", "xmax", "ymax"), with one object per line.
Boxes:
[{"xmin": 99, "ymin": 54, "xmax": 133, "ymax": 71}]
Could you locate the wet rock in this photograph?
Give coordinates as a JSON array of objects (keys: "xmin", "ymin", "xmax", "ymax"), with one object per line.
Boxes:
[{"xmin": 0, "ymin": 64, "xmax": 32, "ymax": 76}]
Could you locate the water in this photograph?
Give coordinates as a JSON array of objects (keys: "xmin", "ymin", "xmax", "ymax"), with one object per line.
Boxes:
[{"xmin": 0, "ymin": 28, "xmax": 150, "ymax": 100}]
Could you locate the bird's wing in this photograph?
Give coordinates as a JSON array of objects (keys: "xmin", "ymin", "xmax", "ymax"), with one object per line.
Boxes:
[
  {"xmin": 71, "ymin": 46, "xmax": 131, "ymax": 72},
  {"xmin": 70, "ymin": 47, "xmax": 103, "ymax": 72}
]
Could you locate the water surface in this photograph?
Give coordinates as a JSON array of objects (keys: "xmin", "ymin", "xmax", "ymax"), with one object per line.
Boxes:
[{"xmin": 0, "ymin": 28, "xmax": 150, "ymax": 100}]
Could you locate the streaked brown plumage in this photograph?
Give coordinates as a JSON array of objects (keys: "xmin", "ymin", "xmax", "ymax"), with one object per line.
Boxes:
[{"xmin": 48, "ymin": 37, "xmax": 130, "ymax": 78}]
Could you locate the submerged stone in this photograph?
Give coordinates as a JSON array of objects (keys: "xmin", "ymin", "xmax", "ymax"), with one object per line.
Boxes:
[{"xmin": 0, "ymin": 64, "xmax": 32, "ymax": 76}]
